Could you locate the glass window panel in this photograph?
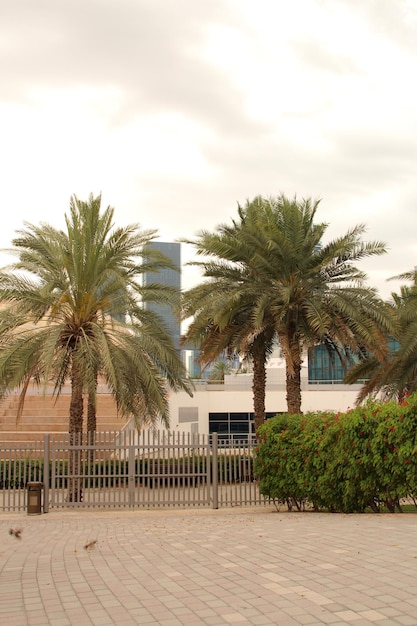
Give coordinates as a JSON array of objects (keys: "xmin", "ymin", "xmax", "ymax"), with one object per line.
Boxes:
[
  {"xmin": 209, "ymin": 422, "xmax": 229, "ymax": 434},
  {"xmin": 230, "ymin": 422, "xmax": 249, "ymax": 434},
  {"xmin": 229, "ymin": 412, "xmax": 249, "ymax": 421},
  {"xmin": 209, "ymin": 413, "xmax": 228, "ymax": 421}
]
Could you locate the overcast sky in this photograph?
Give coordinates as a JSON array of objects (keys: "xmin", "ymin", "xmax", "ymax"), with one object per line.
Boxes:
[{"xmin": 1, "ymin": 0, "xmax": 417, "ymax": 297}]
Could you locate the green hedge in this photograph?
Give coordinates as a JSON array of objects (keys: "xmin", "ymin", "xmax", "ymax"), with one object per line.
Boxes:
[
  {"xmin": 254, "ymin": 395, "xmax": 417, "ymax": 513},
  {"xmin": 0, "ymin": 454, "xmax": 244, "ymax": 489},
  {"xmin": 0, "ymin": 459, "xmax": 44, "ymax": 489}
]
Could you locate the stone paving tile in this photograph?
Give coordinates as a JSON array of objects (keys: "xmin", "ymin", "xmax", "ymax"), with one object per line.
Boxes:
[{"xmin": 1, "ymin": 508, "xmax": 417, "ymax": 625}]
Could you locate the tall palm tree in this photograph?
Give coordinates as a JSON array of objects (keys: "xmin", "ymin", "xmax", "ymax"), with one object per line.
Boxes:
[
  {"xmin": 183, "ymin": 295, "xmax": 275, "ymax": 432},
  {"xmin": 0, "ymin": 194, "xmax": 192, "ymax": 499},
  {"xmin": 182, "ymin": 195, "xmax": 392, "ymax": 429},
  {"xmin": 345, "ymin": 270, "xmax": 417, "ymax": 402}
]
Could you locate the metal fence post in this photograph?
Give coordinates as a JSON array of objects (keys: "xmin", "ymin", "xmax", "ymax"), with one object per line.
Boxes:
[
  {"xmin": 212, "ymin": 433, "xmax": 218, "ymax": 509},
  {"xmin": 43, "ymin": 434, "xmax": 50, "ymax": 513},
  {"xmin": 128, "ymin": 437, "xmax": 135, "ymax": 507}
]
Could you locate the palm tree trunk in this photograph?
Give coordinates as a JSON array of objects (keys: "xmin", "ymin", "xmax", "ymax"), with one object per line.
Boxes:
[
  {"xmin": 69, "ymin": 358, "xmax": 84, "ymax": 433},
  {"xmin": 251, "ymin": 339, "xmax": 267, "ymax": 434},
  {"xmin": 87, "ymin": 378, "xmax": 97, "ymax": 467},
  {"xmin": 286, "ymin": 361, "xmax": 302, "ymax": 414},
  {"xmin": 281, "ymin": 327, "xmax": 303, "ymax": 414},
  {"xmin": 68, "ymin": 359, "xmax": 84, "ymax": 502},
  {"xmin": 87, "ymin": 374, "xmax": 97, "ymax": 433}
]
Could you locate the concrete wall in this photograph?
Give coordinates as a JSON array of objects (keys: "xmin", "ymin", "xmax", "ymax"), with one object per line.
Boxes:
[{"xmin": 167, "ymin": 375, "xmax": 362, "ymax": 434}]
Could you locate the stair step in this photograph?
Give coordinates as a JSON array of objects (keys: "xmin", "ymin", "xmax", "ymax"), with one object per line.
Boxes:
[{"xmin": 0, "ymin": 391, "xmax": 130, "ymax": 444}]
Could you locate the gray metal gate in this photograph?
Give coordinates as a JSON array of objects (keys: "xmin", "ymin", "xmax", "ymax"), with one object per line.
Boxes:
[
  {"xmin": 46, "ymin": 430, "xmax": 216, "ymax": 509},
  {"xmin": 1, "ymin": 431, "xmax": 266, "ymax": 512}
]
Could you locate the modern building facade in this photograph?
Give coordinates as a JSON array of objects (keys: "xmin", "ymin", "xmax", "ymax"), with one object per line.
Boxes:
[
  {"xmin": 167, "ymin": 366, "xmax": 363, "ymax": 439},
  {"xmin": 143, "ymin": 241, "xmax": 181, "ymax": 349},
  {"xmin": 141, "ymin": 242, "xmax": 369, "ymax": 438}
]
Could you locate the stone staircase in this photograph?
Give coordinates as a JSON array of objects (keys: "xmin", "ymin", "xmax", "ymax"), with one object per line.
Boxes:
[{"xmin": 0, "ymin": 390, "xmax": 129, "ymax": 445}]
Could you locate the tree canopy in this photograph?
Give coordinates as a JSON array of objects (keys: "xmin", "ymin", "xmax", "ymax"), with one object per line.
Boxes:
[
  {"xmin": 0, "ymin": 194, "xmax": 192, "ymax": 434},
  {"xmin": 345, "ymin": 269, "xmax": 417, "ymax": 402},
  {"xmin": 182, "ymin": 195, "xmax": 393, "ymax": 429}
]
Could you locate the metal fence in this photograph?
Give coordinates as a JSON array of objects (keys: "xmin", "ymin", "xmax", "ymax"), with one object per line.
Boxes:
[
  {"xmin": 1, "ymin": 431, "xmax": 267, "ymax": 512},
  {"xmin": 0, "ymin": 440, "xmax": 44, "ymax": 512}
]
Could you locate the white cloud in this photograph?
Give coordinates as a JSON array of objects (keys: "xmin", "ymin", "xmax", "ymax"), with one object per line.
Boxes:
[{"xmin": 0, "ymin": 0, "xmax": 416, "ymax": 300}]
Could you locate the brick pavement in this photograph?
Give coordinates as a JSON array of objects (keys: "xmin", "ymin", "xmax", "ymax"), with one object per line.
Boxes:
[{"xmin": 1, "ymin": 507, "xmax": 417, "ymax": 625}]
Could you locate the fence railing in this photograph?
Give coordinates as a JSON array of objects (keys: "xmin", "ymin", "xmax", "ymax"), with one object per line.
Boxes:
[
  {"xmin": 1, "ymin": 431, "xmax": 267, "ymax": 512},
  {"xmin": 0, "ymin": 440, "xmax": 45, "ymax": 511}
]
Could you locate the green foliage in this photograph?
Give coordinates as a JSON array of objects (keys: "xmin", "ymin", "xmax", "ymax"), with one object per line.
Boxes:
[
  {"xmin": 345, "ymin": 272, "xmax": 417, "ymax": 403},
  {"xmin": 182, "ymin": 194, "xmax": 392, "ymax": 424},
  {"xmin": 0, "ymin": 454, "xmax": 244, "ymax": 489},
  {"xmin": 0, "ymin": 458, "xmax": 44, "ymax": 489},
  {"xmin": 209, "ymin": 360, "xmax": 232, "ymax": 381},
  {"xmin": 254, "ymin": 395, "xmax": 417, "ymax": 512},
  {"xmin": 254, "ymin": 412, "xmax": 329, "ymax": 510},
  {"xmin": 0, "ymin": 194, "xmax": 192, "ymax": 435}
]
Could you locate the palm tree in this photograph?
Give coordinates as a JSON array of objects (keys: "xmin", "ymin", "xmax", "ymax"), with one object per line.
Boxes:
[
  {"xmin": 183, "ymin": 297, "xmax": 275, "ymax": 431},
  {"xmin": 0, "ymin": 194, "xmax": 192, "ymax": 499},
  {"xmin": 345, "ymin": 269, "xmax": 417, "ymax": 402},
  {"xmin": 209, "ymin": 359, "xmax": 233, "ymax": 381},
  {"xmin": 182, "ymin": 195, "xmax": 392, "ymax": 430}
]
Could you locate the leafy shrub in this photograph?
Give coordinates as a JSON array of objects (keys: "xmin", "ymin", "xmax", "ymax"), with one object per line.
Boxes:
[{"xmin": 254, "ymin": 394, "xmax": 417, "ymax": 513}]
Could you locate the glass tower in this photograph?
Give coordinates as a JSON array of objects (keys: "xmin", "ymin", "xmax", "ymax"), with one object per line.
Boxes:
[{"xmin": 143, "ymin": 241, "xmax": 181, "ymax": 349}]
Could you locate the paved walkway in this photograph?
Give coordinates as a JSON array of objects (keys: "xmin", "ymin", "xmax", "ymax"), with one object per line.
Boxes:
[{"xmin": 1, "ymin": 506, "xmax": 417, "ymax": 626}]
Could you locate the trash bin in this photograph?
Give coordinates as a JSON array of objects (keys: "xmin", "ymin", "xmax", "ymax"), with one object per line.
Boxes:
[{"xmin": 27, "ymin": 482, "xmax": 43, "ymax": 515}]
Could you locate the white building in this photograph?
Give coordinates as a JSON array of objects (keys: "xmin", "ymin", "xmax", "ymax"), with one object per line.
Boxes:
[{"xmin": 167, "ymin": 366, "xmax": 362, "ymax": 438}]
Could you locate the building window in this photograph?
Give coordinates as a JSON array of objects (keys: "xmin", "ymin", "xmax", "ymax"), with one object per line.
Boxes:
[
  {"xmin": 209, "ymin": 412, "xmax": 280, "ymax": 440},
  {"xmin": 308, "ymin": 345, "xmax": 349, "ymax": 384}
]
